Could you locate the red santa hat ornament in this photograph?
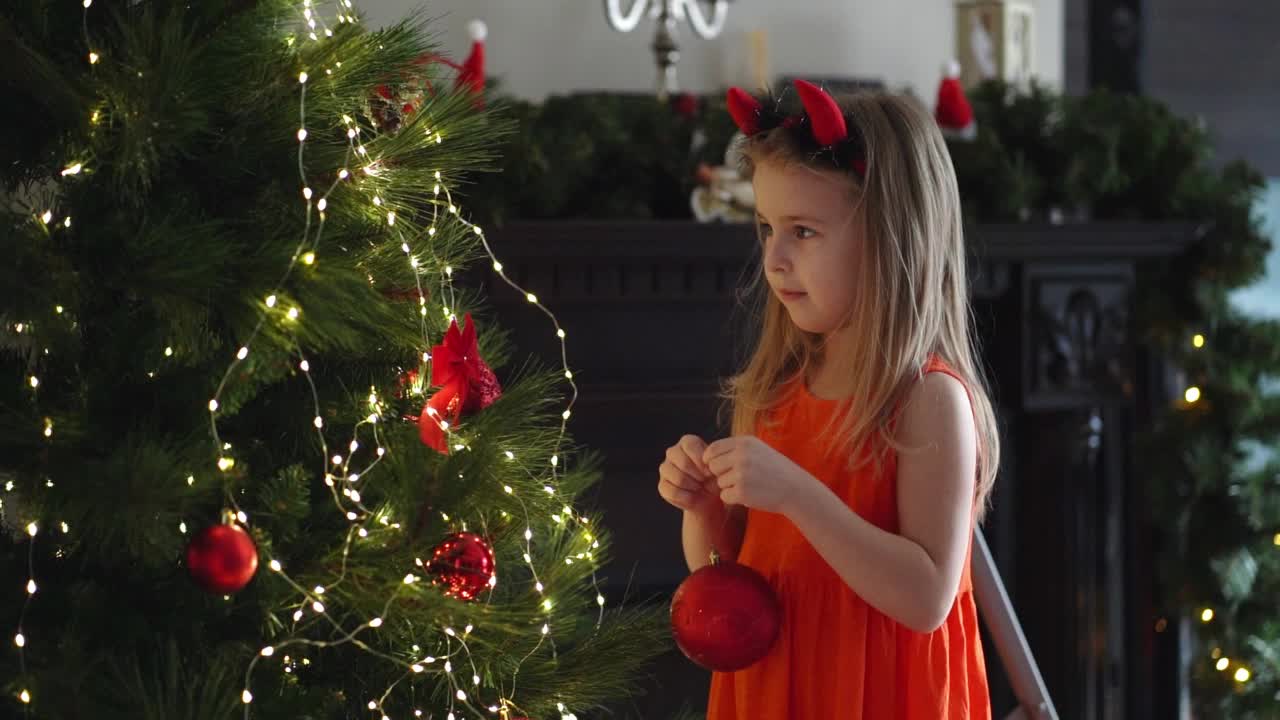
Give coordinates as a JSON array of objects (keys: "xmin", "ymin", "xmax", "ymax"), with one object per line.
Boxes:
[
  {"xmin": 935, "ymin": 60, "xmax": 976, "ymax": 140},
  {"xmin": 455, "ymin": 19, "xmax": 487, "ymax": 98}
]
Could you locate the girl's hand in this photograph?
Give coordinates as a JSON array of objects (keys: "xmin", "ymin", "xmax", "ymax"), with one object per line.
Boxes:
[
  {"xmin": 703, "ymin": 435, "xmax": 812, "ymax": 514},
  {"xmin": 658, "ymin": 434, "xmax": 720, "ymax": 515}
]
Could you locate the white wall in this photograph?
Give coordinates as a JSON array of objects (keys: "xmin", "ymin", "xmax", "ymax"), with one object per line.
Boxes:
[
  {"xmin": 364, "ymin": 0, "xmax": 1063, "ymax": 101},
  {"xmin": 1232, "ymin": 179, "xmax": 1280, "ymax": 320}
]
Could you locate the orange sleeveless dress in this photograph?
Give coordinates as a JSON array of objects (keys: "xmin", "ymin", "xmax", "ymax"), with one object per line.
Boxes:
[{"xmin": 706, "ymin": 357, "xmax": 991, "ymax": 719}]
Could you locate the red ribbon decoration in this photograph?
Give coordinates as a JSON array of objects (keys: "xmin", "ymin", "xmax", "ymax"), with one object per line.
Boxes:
[{"xmin": 418, "ymin": 314, "xmax": 501, "ymax": 453}]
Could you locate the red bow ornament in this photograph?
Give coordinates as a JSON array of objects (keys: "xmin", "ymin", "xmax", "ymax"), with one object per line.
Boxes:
[{"xmin": 418, "ymin": 314, "xmax": 502, "ymax": 453}]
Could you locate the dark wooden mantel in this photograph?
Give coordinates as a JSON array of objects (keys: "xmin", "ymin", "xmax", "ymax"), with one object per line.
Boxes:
[{"xmin": 479, "ymin": 220, "xmax": 1193, "ymax": 720}]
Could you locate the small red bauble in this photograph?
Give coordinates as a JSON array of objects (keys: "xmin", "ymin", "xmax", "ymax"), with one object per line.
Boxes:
[
  {"xmin": 186, "ymin": 523, "xmax": 259, "ymax": 594},
  {"xmin": 670, "ymin": 553, "xmax": 780, "ymax": 672},
  {"xmin": 427, "ymin": 531, "xmax": 496, "ymax": 600}
]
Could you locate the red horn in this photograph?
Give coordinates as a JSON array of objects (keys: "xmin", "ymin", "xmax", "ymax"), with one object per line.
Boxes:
[
  {"xmin": 794, "ymin": 79, "xmax": 847, "ymax": 146},
  {"xmin": 726, "ymin": 87, "xmax": 763, "ymax": 135}
]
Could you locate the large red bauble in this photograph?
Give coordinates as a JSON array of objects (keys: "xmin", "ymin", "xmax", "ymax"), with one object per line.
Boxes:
[
  {"xmin": 670, "ymin": 558, "xmax": 780, "ymax": 672},
  {"xmin": 427, "ymin": 531, "xmax": 496, "ymax": 601},
  {"xmin": 186, "ymin": 523, "xmax": 259, "ymax": 594}
]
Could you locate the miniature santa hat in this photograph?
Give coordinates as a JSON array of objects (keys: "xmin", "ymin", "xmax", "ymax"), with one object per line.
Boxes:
[
  {"xmin": 935, "ymin": 60, "xmax": 976, "ymax": 140},
  {"xmin": 455, "ymin": 19, "xmax": 486, "ymax": 97}
]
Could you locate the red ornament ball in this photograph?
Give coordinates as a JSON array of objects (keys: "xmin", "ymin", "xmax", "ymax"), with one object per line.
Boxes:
[
  {"xmin": 670, "ymin": 557, "xmax": 780, "ymax": 672},
  {"xmin": 186, "ymin": 523, "xmax": 259, "ymax": 594},
  {"xmin": 427, "ymin": 532, "xmax": 496, "ymax": 600}
]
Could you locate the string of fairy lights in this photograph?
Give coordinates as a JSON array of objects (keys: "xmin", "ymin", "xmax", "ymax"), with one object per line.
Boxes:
[
  {"xmin": 8, "ymin": 0, "xmax": 601, "ymax": 716},
  {"xmin": 214, "ymin": 2, "xmax": 601, "ymax": 718},
  {"xmin": 7, "ymin": 1, "xmax": 98, "ymax": 711}
]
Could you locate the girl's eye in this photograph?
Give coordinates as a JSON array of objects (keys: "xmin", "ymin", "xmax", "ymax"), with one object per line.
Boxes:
[
  {"xmin": 795, "ymin": 225, "xmax": 816, "ymax": 239},
  {"xmin": 758, "ymin": 223, "xmax": 773, "ymax": 239}
]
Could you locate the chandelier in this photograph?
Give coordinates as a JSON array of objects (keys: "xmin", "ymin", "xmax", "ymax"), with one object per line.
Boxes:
[{"xmin": 603, "ymin": 0, "xmax": 731, "ymax": 100}]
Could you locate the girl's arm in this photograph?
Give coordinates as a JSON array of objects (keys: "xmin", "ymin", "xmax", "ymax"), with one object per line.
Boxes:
[
  {"xmin": 781, "ymin": 373, "xmax": 976, "ymax": 632},
  {"xmin": 682, "ymin": 502, "xmax": 747, "ymax": 571}
]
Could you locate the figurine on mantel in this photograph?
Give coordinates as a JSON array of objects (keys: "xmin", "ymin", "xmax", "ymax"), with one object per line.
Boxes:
[{"xmin": 690, "ymin": 131, "xmax": 755, "ymax": 223}]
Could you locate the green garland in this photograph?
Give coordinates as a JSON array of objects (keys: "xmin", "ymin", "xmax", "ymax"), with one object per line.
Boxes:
[
  {"xmin": 473, "ymin": 81, "xmax": 1277, "ymax": 714},
  {"xmin": 959, "ymin": 81, "xmax": 1279, "ymax": 716}
]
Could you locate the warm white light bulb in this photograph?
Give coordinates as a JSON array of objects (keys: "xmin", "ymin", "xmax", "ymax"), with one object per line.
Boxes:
[
  {"xmin": 298, "ymin": 71, "xmax": 308, "ymax": 84},
  {"xmin": 297, "ymin": 128, "xmax": 308, "ymax": 142},
  {"xmin": 242, "ymin": 689, "xmax": 253, "ymax": 704}
]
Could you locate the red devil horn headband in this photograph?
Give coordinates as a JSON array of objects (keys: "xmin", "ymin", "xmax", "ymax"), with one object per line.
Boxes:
[
  {"xmin": 726, "ymin": 86, "xmax": 763, "ymax": 135},
  {"xmin": 726, "ymin": 80, "xmax": 849, "ymax": 147},
  {"xmin": 793, "ymin": 79, "xmax": 848, "ymax": 146}
]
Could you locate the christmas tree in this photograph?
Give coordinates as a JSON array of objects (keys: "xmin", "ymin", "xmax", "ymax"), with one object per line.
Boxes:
[{"xmin": 0, "ymin": 1, "xmax": 664, "ymax": 717}]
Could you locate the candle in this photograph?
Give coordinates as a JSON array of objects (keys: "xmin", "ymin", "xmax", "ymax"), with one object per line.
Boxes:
[{"xmin": 749, "ymin": 29, "xmax": 769, "ymax": 91}]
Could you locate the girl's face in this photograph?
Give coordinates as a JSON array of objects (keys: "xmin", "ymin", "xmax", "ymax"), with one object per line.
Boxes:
[{"xmin": 753, "ymin": 159, "xmax": 864, "ymax": 337}]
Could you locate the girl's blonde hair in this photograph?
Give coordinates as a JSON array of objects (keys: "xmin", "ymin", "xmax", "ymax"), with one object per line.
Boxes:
[{"xmin": 725, "ymin": 90, "xmax": 1000, "ymax": 520}]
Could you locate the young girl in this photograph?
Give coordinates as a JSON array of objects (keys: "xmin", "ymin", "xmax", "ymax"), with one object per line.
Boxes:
[{"xmin": 657, "ymin": 81, "xmax": 1000, "ymax": 718}]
